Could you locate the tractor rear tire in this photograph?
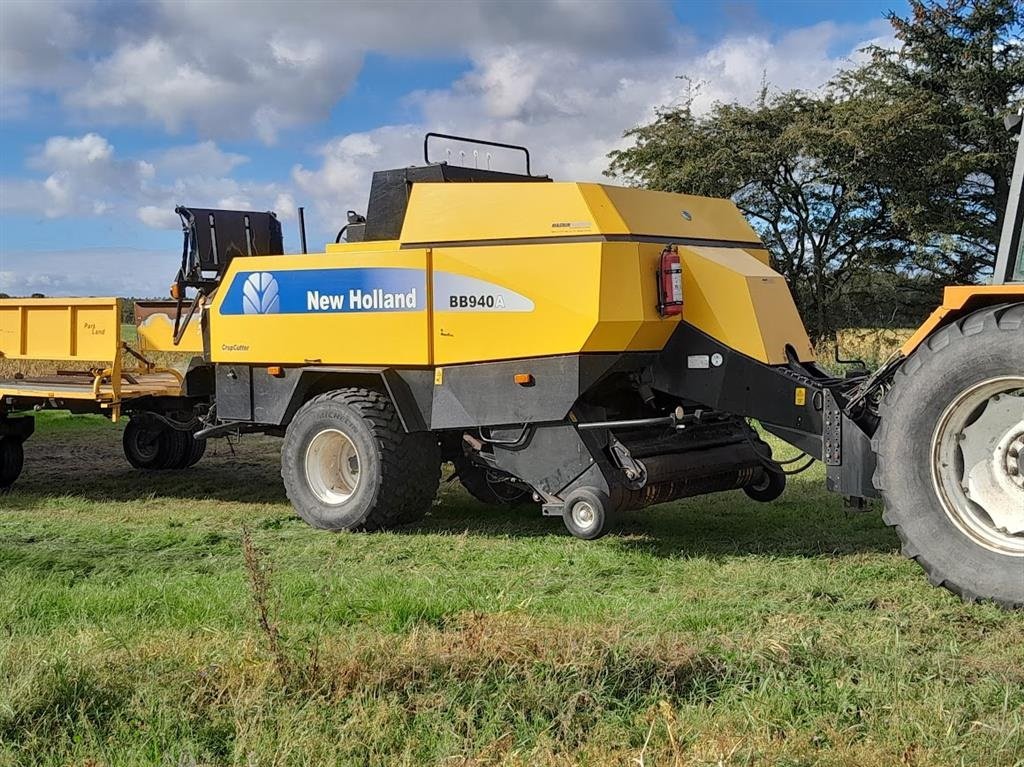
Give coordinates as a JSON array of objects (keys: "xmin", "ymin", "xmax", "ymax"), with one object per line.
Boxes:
[
  {"xmin": 453, "ymin": 455, "xmax": 532, "ymax": 505},
  {"xmin": 874, "ymin": 303, "xmax": 1024, "ymax": 608},
  {"xmin": 281, "ymin": 388, "xmax": 440, "ymax": 531},
  {"xmin": 0, "ymin": 438, "xmax": 24, "ymax": 491}
]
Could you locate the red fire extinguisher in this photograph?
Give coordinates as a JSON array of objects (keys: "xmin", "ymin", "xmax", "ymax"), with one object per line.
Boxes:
[{"xmin": 657, "ymin": 244, "xmax": 683, "ymax": 317}]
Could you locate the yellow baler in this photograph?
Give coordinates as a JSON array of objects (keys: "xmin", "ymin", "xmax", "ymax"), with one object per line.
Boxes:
[{"xmin": 1, "ymin": 131, "xmax": 1021, "ymax": 607}]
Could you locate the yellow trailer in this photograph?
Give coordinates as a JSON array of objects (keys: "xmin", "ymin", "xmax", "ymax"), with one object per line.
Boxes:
[
  {"xmin": 0, "ymin": 297, "xmax": 204, "ymax": 481},
  {"xmin": 0, "ymin": 297, "xmax": 187, "ymax": 418}
]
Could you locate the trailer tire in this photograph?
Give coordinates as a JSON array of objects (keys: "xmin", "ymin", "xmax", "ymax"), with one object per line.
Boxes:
[
  {"xmin": 562, "ymin": 487, "xmax": 613, "ymax": 540},
  {"xmin": 185, "ymin": 435, "xmax": 207, "ymax": 467},
  {"xmin": 453, "ymin": 455, "xmax": 532, "ymax": 506},
  {"xmin": 282, "ymin": 388, "xmax": 440, "ymax": 531},
  {"xmin": 874, "ymin": 303, "xmax": 1024, "ymax": 608},
  {"xmin": 0, "ymin": 438, "xmax": 24, "ymax": 491},
  {"xmin": 123, "ymin": 420, "xmax": 172, "ymax": 470},
  {"xmin": 168, "ymin": 430, "xmax": 206, "ymax": 469}
]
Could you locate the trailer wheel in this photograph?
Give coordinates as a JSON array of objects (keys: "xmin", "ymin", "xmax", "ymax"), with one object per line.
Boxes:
[
  {"xmin": 184, "ymin": 435, "xmax": 207, "ymax": 467},
  {"xmin": 743, "ymin": 469, "xmax": 786, "ymax": 502},
  {"xmin": 0, "ymin": 438, "xmax": 24, "ymax": 491},
  {"xmin": 453, "ymin": 455, "xmax": 532, "ymax": 505},
  {"xmin": 875, "ymin": 303, "xmax": 1024, "ymax": 608},
  {"xmin": 168, "ymin": 430, "xmax": 206, "ymax": 469},
  {"xmin": 562, "ymin": 487, "xmax": 613, "ymax": 540},
  {"xmin": 123, "ymin": 420, "xmax": 171, "ymax": 470},
  {"xmin": 281, "ymin": 388, "xmax": 440, "ymax": 531}
]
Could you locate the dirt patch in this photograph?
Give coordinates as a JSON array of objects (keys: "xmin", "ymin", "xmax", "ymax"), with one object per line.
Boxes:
[{"xmin": 13, "ymin": 420, "xmax": 286, "ymax": 505}]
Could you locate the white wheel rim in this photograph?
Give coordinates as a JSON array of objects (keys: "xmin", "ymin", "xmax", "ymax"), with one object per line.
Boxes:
[
  {"xmin": 571, "ymin": 500, "xmax": 597, "ymax": 530},
  {"xmin": 931, "ymin": 376, "xmax": 1024, "ymax": 556},
  {"xmin": 305, "ymin": 428, "xmax": 361, "ymax": 505}
]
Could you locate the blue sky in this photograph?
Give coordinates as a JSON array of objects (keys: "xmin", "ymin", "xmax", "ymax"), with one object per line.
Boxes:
[{"xmin": 0, "ymin": 0, "xmax": 907, "ymax": 296}]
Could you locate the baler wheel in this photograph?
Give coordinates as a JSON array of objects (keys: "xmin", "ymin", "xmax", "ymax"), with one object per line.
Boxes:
[
  {"xmin": 281, "ymin": 387, "xmax": 440, "ymax": 531},
  {"xmin": 561, "ymin": 487, "xmax": 613, "ymax": 540},
  {"xmin": 874, "ymin": 303, "xmax": 1024, "ymax": 608},
  {"xmin": 453, "ymin": 455, "xmax": 531, "ymax": 506},
  {"xmin": 0, "ymin": 438, "xmax": 25, "ymax": 491},
  {"xmin": 743, "ymin": 468, "xmax": 786, "ymax": 502}
]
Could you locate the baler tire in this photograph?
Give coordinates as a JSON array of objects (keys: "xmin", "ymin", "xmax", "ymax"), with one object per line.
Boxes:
[
  {"xmin": 562, "ymin": 487, "xmax": 613, "ymax": 540},
  {"xmin": 0, "ymin": 438, "xmax": 25, "ymax": 491},
  {"xmin": 123, "ymin": 420, "xmax": 173, "ymax": 470},
  {"xmin": 874, "ymin": 303, "xmax": 1024, "ymax": 609},
  {"xmin": 453, "ymin": 455, "xmax": 532, "ymax": 506},
  {"xmin": 743, "ymin": 469, "xmax": 786, "ymax": 502},
  {"xmin": 282, "ymin": 388, "xmax": 440, "ymax": 531}
]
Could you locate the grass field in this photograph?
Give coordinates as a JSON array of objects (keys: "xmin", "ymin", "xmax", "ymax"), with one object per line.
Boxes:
[{"xmin": 1, "ymin": 414, "xmax": 1022, "ymax": 766}]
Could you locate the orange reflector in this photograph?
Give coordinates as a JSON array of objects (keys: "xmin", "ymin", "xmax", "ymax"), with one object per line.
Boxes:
[
  {"xmin": 169, "ymin": 283, "xmax": 181, "ymax": 300},
  {"xmin": 267, "ymin": 366, "xmax": 285, "ymax": 377},
  {"xmin": 514, "ymin": 373, "xmax": 535, "ymax": 386}
]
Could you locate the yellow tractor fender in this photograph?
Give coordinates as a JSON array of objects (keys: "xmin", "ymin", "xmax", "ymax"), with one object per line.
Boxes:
[{"xmin": 899, "ymin": 284, "xmax": 1024, "ymax": 357}]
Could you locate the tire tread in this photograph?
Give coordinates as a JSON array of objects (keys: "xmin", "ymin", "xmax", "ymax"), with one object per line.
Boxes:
[
  {"xmin": 874, "ymin": 303, "xmax": 1024, "ymax": 609},
  {"xmin": 284, "ymin": 388, "xmax": 439, "ymax": 530}
]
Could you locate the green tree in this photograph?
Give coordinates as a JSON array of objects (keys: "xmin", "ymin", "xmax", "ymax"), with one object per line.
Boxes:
[
  {"xmin": 608, "ymin": 88, "xmax": 933, "ymax": 337},
  {"xmin": 838, "ymin": 0, "xmax": 1023, "ymax": 283},
  {"xmin": 608, "ymin": 0, "xmax": 1022, "ymax": 336}
]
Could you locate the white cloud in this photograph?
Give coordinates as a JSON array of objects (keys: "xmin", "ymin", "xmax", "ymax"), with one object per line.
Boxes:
[
  {"xmin": 137, "ymin": 205, "xmax": 180, "ymax": 230},
  {"xmin": 1, "ymin": 133, "xmax": 154, "ymax": 218},
  {"xmin": 4, "ymin": 0, "xmax": 676, "ymax": 145},
  {"xmin": 152, "ymin": 141, "xmax": 248, "ymax": 178},
  {"xmin": 0, "ymin": 0, "xmax": 92, "ymax": 91},
  {"xmin": 66, "ymin": 35, "xmax": 363, "ymax": 145},
  {"xmin": 293, "ymin": 20, "xmax": 894, "ymax": 237},
  {"xmin": 0, "ymin": 133, "xmax": 283, "ymax": 227}
]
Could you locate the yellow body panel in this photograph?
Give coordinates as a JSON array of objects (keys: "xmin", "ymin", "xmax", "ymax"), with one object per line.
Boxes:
[
  {"xmin": 400, "ymin": 183, "xmax": 762, "ymax": 245},
  {"xmin": 0, "ymin": 297, "xmax": 121, "ymax": 361},
  {"xmin": 208, "ymin": 248, "xmax": 432, "ymax": 365},
  {"xmin": 594, "ymin": 185, "xmax": 762, "ymax": 244},
  {"xmin": 431, "ymin": 242, "xmax": 679, "ymax": 365},
  {"xmin": 678, "ymin": 247, "xmax": 815, "ymax": 364},
  {"xmin": 900, "ymin": 284, "xmax": 1024, "ymax": 356},
  {"xmin": 324, "ymin": 240, "xmax": 402, "ymax": 254},
  {"xmin": 203, "ymin": 181, "xmax": 815, "ymax": 367}
]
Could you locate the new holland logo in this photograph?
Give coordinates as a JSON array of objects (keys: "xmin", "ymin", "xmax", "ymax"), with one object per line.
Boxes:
[{"xmin": 242, "ymin": 272, "xmax": 280, "ymax": 315}]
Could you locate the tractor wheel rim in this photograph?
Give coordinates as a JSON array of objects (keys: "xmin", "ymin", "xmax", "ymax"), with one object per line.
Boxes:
[
  {"xmin": 571, "ymin": 500, "xmax": 596, "ymax": 529},
  {"xmin": 305, "ymin": 428, "xmax": 361, "ymax": 505},
  {"xmin": 931, "ymin": 376, "xmax": 1024, "ymax": 556}
]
